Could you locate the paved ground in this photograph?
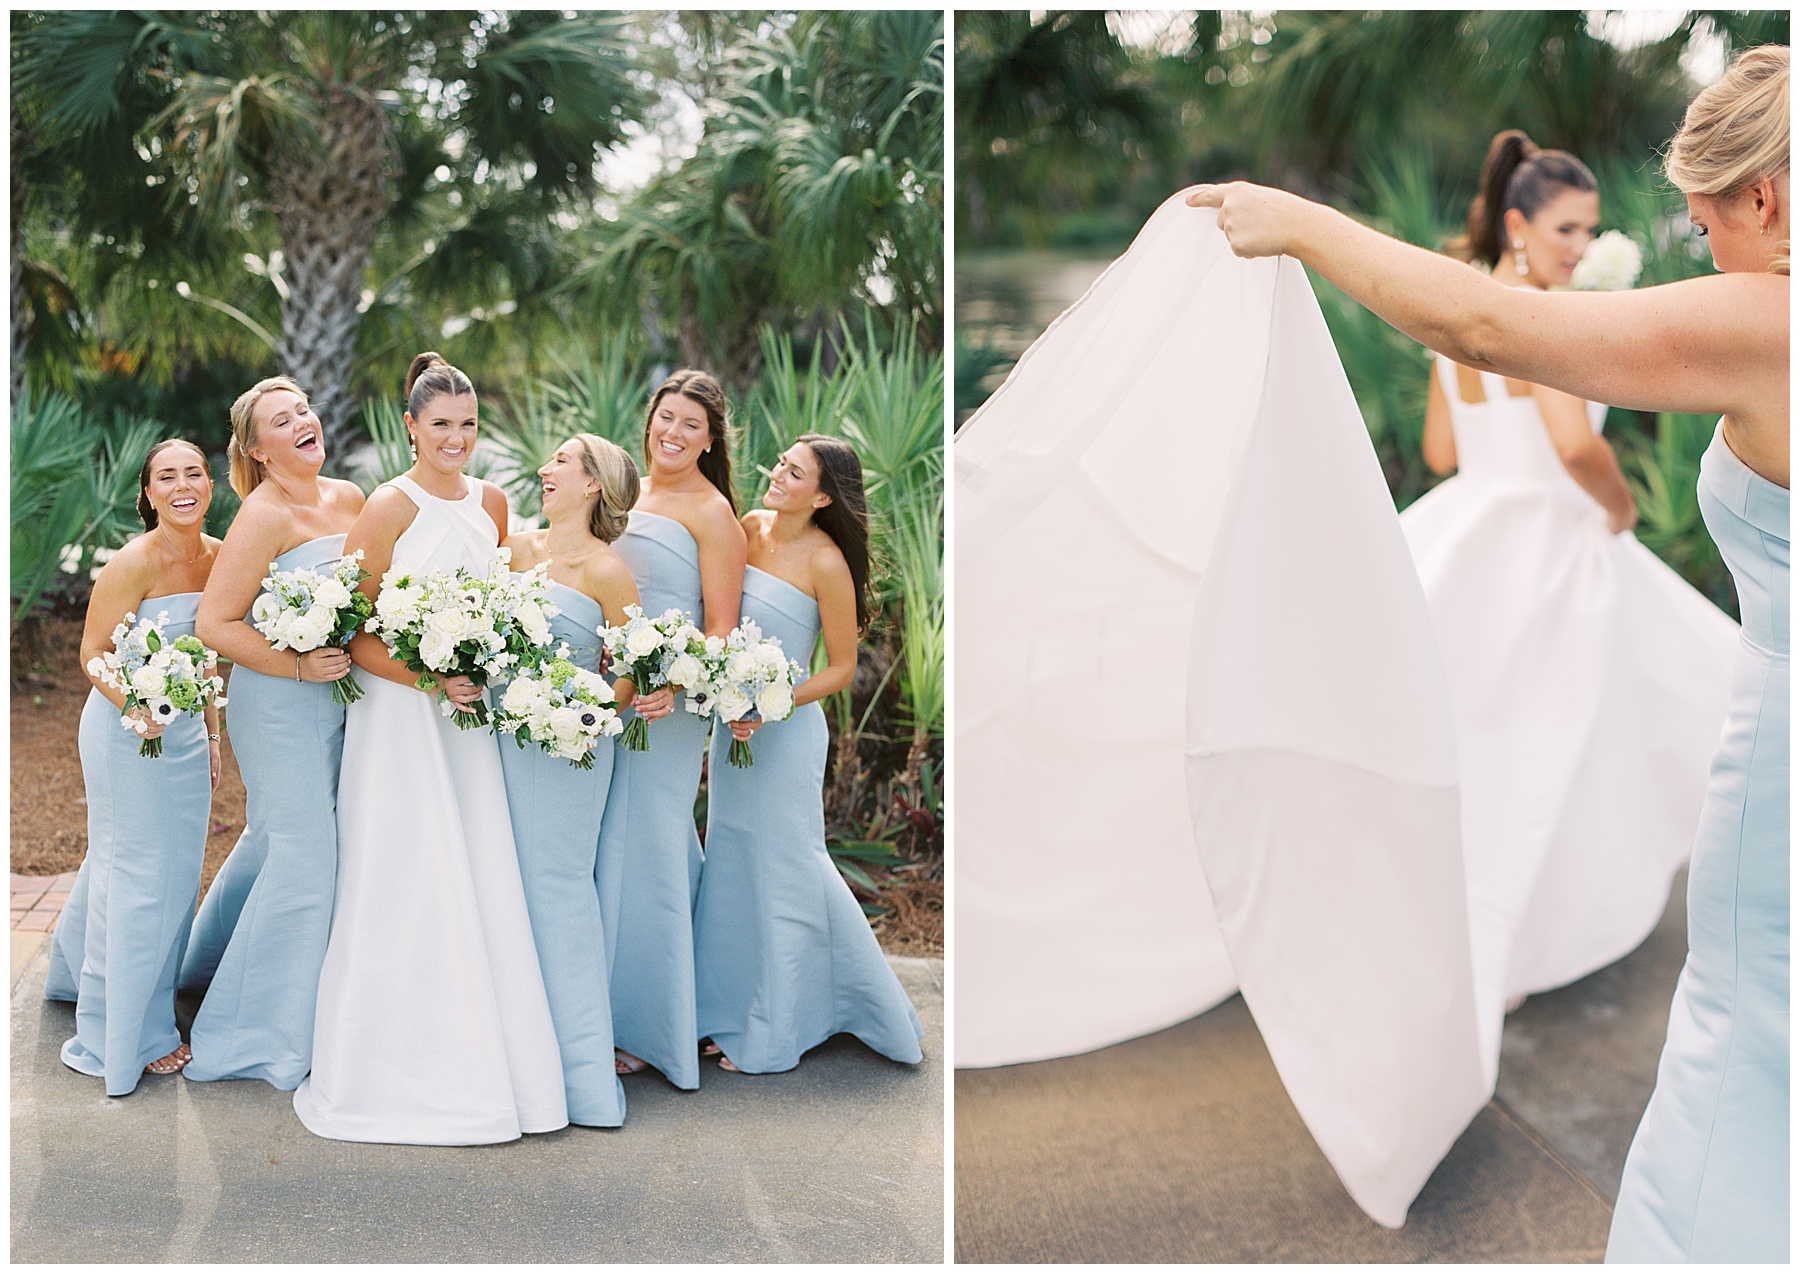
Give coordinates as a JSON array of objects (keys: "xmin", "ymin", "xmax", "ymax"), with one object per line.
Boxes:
[
  {"xmin": 11, "ymin": 921, "xmax": 944, "ymax": 1264},
  {"xmin": 954, "ymin": 872, "xmax": 1689, "ymax": 1263}
]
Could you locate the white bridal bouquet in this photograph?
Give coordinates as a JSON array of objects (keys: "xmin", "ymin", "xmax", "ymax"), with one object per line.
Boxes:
[
  {"xmin": 1571, "ymin": 230, "xmax": 1644, "ymax": 291},
  {"xmin": 494, "ymin": 643, "xmax": 624, "ymax": 770},
  {"xmin": 367, "ymin": 551, "xmax": 557, "ymax": 729},
  {"xmin": 251, "ymin": 550, "xmax": 376, "ymax": 704},
  {"xmin": 708, "ymin": 619, "xmax": 804, "ymax": 768},
  {"xmin": 598, "ymin": 605, "xmax": 718, "ymax": 751},
  {"xmin": 86, "ymin": 611, "xmax": 227, "ymax": 758}
]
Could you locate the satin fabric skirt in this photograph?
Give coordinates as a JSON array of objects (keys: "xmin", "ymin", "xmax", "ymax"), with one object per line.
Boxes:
[
  {"xmin": 694, "ymin": 702, "xmax": 924, "ymax": 1072},
  {"xmin": 498, "ymin": 731, "xmax": 627, "ymax": 1126},
  {"xmin": 180, "ymin": 664, "xmax": 345, "ymax": 1088},
  {"xmin": 594, "ymin": 705, "xmax": 708, "ymax": 1090},
  {"xmin": 292, "ymin": 676, "xmax": 567, "ymax": 1144},
  {"xmin": 46, "ymin": 691, "xmax": 210, "ymax": 1096},
  {"xmin": 1606, "ymin": 636, "xmax": 1789, "ymax": 1261}
]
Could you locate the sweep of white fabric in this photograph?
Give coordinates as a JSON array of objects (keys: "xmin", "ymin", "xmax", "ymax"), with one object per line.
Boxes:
[{"xmin": 954, "ymin": 192, "xmax": 1489, "ymax": 1228}]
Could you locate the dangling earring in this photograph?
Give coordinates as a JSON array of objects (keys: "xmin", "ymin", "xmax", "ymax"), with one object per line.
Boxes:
[
  {"xmin": 407, "ymin": 431, "xmax": 417, "ymax": 459},
  {"xmin": 1512, "ymin": 239, "xmax": 1530, "ymax": 276}
]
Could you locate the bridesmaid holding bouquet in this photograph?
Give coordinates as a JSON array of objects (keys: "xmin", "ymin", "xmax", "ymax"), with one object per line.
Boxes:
[
  {"xmin": 45, "ymin": 440, "xmax": 223, "ymax": 1093},
  {"xmin": 694, "ymin": 435, "xmax": 924, "ymax": 1073},
  {"xmin": 496, "ymin": 434, "xmax": 642, "ymax": 1126},
  {"xmin": 598, "ymin": 370, "xmax": 746, "ymax": 1088},
  {"xmin": 181, "ymin": 377, "xmax": 366, "ymax": 1088}
]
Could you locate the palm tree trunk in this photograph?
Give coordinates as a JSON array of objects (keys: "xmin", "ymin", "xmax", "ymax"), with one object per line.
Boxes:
[{"xmin": 270, "ymin": 84, "xmax": 394, "ymax": 466}]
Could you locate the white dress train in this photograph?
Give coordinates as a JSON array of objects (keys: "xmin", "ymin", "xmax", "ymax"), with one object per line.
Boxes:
[
  {"xmin": 1402, "ymin": 357, "xmax": 1737, "ymax": 1088},
  {"xmin": 955, "ymin": 193, "xmax": 1487, "ymax": 1228},
  {"xmin": 293, "ymin": 474, "xmax": 567, "ymax": 1144}
]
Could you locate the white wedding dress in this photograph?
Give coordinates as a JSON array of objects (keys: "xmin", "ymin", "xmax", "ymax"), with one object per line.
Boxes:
[
  {"xmin": 956, "ymin": 193, "xmax": 1487, "ymax": 1228},
  {"xmin": 1403, "ymin": 358, "xmax": 1737, "ymax": 1088},
  {"xmin": 293, "ymin": 474, "xmax": 567, "ymax": 1144}
]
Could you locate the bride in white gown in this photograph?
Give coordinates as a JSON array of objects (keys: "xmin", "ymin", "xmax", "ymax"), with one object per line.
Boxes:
[{"xmin": 293, "ymin": 353, "xmax": 567, "ymax": 1144}]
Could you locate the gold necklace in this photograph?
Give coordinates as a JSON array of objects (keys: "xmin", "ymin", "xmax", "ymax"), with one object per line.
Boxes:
[{"xmin": 158, "ymin": 526, "xmax": 204, "ymax": 564}]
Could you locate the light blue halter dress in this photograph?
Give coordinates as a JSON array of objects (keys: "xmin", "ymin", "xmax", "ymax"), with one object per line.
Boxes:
[
  {"xmin": 180, "ymin": 534, "xmax": 348, "ymax": 1088},
  {"xmin": 693, "ymin": 566, "xmax": 925, "ymax": 1072},
  {"xmin": 1607, "ymin": 425, "xmax": 1789, "ymax": 1262},
  {"xmin": 496, "ymin": 580, "xmax": 627, "ymax": 1126},
  {"xmin": 594, "ymin": 509, "xmax": 710, "ymax": 1090},
  {"xmin": 45, "ymin": 592, "xmax": 212, "ymax": 1096}
]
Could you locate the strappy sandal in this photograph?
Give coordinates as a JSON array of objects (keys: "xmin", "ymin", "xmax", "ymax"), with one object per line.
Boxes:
[
  {"xmin": 615, "ymin": 1049, "xmax": 649, "ymax": 1075},
  {"xmin": 145, "ymin": 1043, "xmax": 191, "ymax": 1076},
  {"xmin": 701, "ymin": 1041, "xmax": 741, "ymax": 1073}
]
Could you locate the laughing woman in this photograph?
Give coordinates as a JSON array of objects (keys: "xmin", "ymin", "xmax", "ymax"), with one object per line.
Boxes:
[
  {"xmin": 45, "ymin": 440, "xmax": 223, "ymax": 1094},
  {"xmin": 496, "ymin": 434, "xmax": 642, "ymax": 1127},
  {"xmin": 597, "ymin": 370, "xmax": 747, "ymax": 1089},
  {"xmin": 180, "ymin": 377, "xmax": 366, "ymax": 1088},
  {"xmin": 693, "ymin": 435, "xmax": 925, "ymax": 1074}
]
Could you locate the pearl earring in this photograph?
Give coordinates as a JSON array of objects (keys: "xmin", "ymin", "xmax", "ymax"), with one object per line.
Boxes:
[{"xmin": 1512, "ymin": 239, "xmax": 1530, "ymax": 276}]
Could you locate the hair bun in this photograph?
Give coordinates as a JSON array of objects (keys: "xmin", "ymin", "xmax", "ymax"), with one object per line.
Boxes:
[{"xmin": 405, "ymin": 351, "xmax": 449, "ymax": 400}]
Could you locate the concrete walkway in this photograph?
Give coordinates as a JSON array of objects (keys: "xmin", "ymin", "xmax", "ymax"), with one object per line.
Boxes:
[
  {"xmin": 11, "ymin": 921, "xmax": 943, "ymax": 1263},
  {"xmin": 954, "ymin": 872, "xmax": 1689, "ymax": 1262}
]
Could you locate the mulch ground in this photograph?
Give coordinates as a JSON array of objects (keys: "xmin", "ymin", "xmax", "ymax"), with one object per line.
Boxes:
[{"xmin": 12, "ymin": 615, "xmax": 942, "ymax": 956}]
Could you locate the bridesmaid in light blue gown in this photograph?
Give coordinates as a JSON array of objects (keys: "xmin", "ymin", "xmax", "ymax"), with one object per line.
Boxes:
[
  {"xmin": 179, "ymin": 377, "xmax": 366, "ymax": 1088},
  {"xmin": 496, "ymin": 433, "xmax": 643, "ymax": 1126},
  {"xmin": 597, "ymin": 370, "xmax": 747, "ymax": 1089},
  {"xmin": 45, "ymin": 440, "xmax": 223, "ymax": 1094},
  {"xmin": 1185, "ymin": 42, "xmax": 1788, "ymax": 1259},
  {"xmin": 694, "ymin": 435, "xmax": 924, "ymax": 1073}
]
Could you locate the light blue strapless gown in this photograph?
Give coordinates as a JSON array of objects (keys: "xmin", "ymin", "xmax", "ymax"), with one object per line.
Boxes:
[
  {"xmin": 595, "ymin": 509, "xmax": 709, "ymax": 1091},
  {"xmin": 1607, "ymin": 425, "xmax": 1789, "ymax": 1262},
  {"xmin": 693, "ymin": 568, "xmax": 925, "ymax": 1073},
  {"xmin": 496, "ymin": 581, "xmax": 626, "ymax": 1127},
  {"xmin": 180, "ymin": 534, "xmax": 348, "ymax": 1088},
  {"xmin": 44, "ymin": 593, "xmax": 212, "ymax": 1096}
]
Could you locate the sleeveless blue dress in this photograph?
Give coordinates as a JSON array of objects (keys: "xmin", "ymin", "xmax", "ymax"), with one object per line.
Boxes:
[
  {"xmin": 1607, "ymin": 425, "xmax": 1789, "ymax": 1261},
  {"xmin": 496, "ymin": 580, "xmax": 626, "ymax": 1126},
  {"xmin": 180, "ymin": 534, "xmax": 348, "ymax": 1088},
  {"xmin": 595, "ymin": 509, "xmax": 709, "ymax": 1090},
  {"xmin": 693, "ymin": 566, "xmax": 925, "ymax": 1072},
  {"xmin": 44, "ymin": 592, "xmax": 212, "ymax": 1096}
]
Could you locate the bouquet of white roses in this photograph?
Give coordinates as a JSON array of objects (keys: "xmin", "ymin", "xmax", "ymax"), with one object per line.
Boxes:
[
  {"xmin": 86, "ymin": 611, "xmax": 227, "ymax": 758},
  {"xmin": 708, "ymin": 618, "xmax": 804, "ymax": 768},
  {"xmin": 1571, "ymin": 230, "xmax": 1644, "ymax": 292},
  {"xmin": 599, "ymin": 605, "xmax": 718, "ymax": 751},
  {"xmin": 251, "ymin": 550, "xmax": 376, "ymax": 704},
  {"xmin": 367, "ymin": 551, "xmax": 557, "ymax": 729},
  {"xmin": 494, "ymin": 643, "xmax": 624, "ymax": 769}
]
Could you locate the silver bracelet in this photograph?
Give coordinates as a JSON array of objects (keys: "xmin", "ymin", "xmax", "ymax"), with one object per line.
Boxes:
[{"xmin": 295, "ymin": 652, "xmax": 302, "ymax": 682}]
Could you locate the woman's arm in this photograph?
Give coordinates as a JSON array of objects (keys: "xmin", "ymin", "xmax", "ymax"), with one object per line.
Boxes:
[
  {"xmin": 480, "ymin": 480, "xmax": 512, "ymax": 549},
  {"xmin": 194, "ymin": 496, "xmax": 352, "ymax": 683},
  {"xmin": 690, "ymin": 499, "xmax": 749, "ymax": 641},
  {"xmin": 1188, "ymin": 185, "xmax": 1788, "ymax": 462},
  {"xmin": 342, "ymin": 488, "xmax": 434, "ymax": 692},
  {"xmin": 796, "ymin": 548, "xmax": 857, "ymax": 708},
  {"xmin": 1422, "ymin": 365, "xmax": 1457, "ymax": 476},
  {"xmin": 1534, "ymin": 387, "xmax": 1638, "ymax": 534}
]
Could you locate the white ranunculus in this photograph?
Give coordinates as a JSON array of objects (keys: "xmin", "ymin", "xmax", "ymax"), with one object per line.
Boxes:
[
  {"xmin": 314, "ymin": 578, "xmax": 353, "ymax": 610},
  {"xmin": 502, "ymin": 677, "xmax": 540, "ymax": 715},
  {"xmin": 756, "ymin": 680, "xmax": 794, "ymax": 723},
  {"xmin": 130, "ymin": 665, "xmax": 167, "ymax": 698},
  {"xmin": 547, "ymin": 705, "xmax": 584, "ymax": 741},
  {"xmin": 625, "ymin": 625, "xmax": 663, "ymax": 659},
  {"xmin": 571, "ymin": 670, "xmax": 613, "ymax": 702},
  {"xmin": 428, "ymin": 607, "xmax": 473, "ymax": 640},
  {"xmin": 285, "ymin": 612, "xmax": 328, "ymax": 651},
  {"xmin": 419, "ymin": 630, "xmax": 453, "ymax": 669},
  {"xmin": 251, "ymin": 593, "xmax": 281, "ymax": 624},
  {"xmin": 666, "ymin": 653, "xmax": 704, "ymax": 688},
  {"xmin": 727, "ymin": 651, "xmax": 760, "ymax": 682},
  {"xmin": 713, "ymin": 683, "xmax": 753, "ymax": 723},
  {"xmin": 755, "ymin": 643, "xmax": 786, "ymax": 674},
  {"xmin": 1571, "ymin": 230, "xmax": 1644, "ymax": 292}
]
